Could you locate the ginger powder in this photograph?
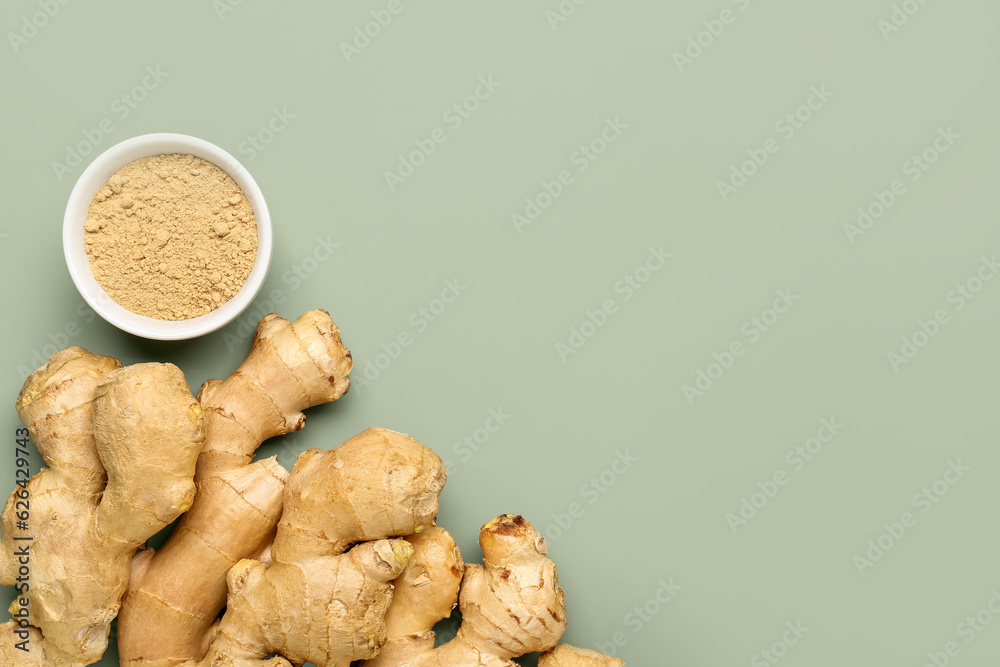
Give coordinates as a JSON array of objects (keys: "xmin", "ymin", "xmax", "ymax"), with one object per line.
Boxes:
[{"xmin": 84, "ymin": 154, "xmax": 257, "ymax": 320}]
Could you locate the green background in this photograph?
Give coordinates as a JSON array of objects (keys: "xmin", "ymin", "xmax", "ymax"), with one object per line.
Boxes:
[{"xmin": 2, "ymin": 1, "xmax": 1000, "ymax": 665}]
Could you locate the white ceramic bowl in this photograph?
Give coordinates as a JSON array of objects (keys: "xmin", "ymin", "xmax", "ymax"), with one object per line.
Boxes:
[{"xmin": 63, "ymin": 133, "xmax": 272, "ymax": 340}]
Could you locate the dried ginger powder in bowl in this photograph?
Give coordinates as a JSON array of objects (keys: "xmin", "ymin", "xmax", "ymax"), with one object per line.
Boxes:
[{"xmin": 84, "ymin": 153, "xmax": 257, "ymax": 321}]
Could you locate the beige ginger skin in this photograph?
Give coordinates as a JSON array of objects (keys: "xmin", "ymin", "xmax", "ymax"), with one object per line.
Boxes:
[
  {"xmin": 364, "ymin": 515, "xmax": 624, "ymax": 666},
  {"xmin": 198, "ymin": 427, "xmax": 446, "ymax": 667},
  {"xmin": 382, "ymin": 526, "xmax": 464, "ymax": 640},
  {"xmin": 539, "ymin": 645, "xmax": 626, "ymax": 666},
  {"xmin": 117, "ymin": 309, "xmax": 353, "ymax": 666},
  {"xmin": 0, "ymin": 349, "xmax": 205, "ymax": 666},
  {"xmin": 363, "ymin": 515, "xmax": 569, "ymax": 667},
  {"xmin": 0, "ymin": 311, "xmax": 625, "ymax": 667}
]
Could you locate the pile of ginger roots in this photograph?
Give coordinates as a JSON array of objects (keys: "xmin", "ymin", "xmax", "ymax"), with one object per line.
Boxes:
[{"xmin": 0, "ymin": 310, "xmax": 624, "ymax": 667}]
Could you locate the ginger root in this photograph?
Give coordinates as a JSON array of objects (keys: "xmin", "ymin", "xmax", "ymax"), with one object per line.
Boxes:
[
  {"xmin": 198, "ymin": 427, "xmax": 446, "ymax": 666},
  {"xmin": 539, "ymin": 645, "xmax": 626, "ymax": 666},
  {"xmin": 0, "ymin": 349, "xmax": 204, "ymax": 666},
  {"xmin": 117, "ymin": 309, "xmax": 352, "ymax": 667},
  {"xmin": 0, "ymin": 312, "xmax": 627, "ymax": 667},
  {"xmin": 364, "ymin": 514, "xmax": 568, "ymax": 667},
  {"xmin": 383, "ymin": 526, "xmax": 464, "ymax": 639}
]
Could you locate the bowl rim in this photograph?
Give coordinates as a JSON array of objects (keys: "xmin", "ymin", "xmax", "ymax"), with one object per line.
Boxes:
[{"xmin": 63, "ymin": 132, "xmax": 272, "ymax": 341}]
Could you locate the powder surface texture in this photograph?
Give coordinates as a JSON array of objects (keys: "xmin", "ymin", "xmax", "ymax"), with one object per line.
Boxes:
[{"xmin": 84, "ymin": 153, "xmax": 257, "ymax": 320}]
